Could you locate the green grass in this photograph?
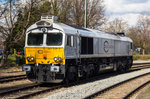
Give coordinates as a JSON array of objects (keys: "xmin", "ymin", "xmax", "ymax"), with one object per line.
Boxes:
[
  {"xmin": 4, "ymin": 54, "xmax": 25, "ymax": 67},
  {"xmin": 7, "ymin": 55, "xmax": 16, "ymax": 61},
  {"xmin": 133, "ymin": 55, "xmax": 150, "ymax": 60}
]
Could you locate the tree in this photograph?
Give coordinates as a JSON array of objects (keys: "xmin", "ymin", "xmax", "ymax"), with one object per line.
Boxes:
[
  {"xmin": 127, "ymin": 15, "xmax": 150, "ymax": 55},
  {"xmin": 0, "ymin": 0, "xmax": 19, "ymax": 51},
  {"xmin": 0, "ymin": 0, "xmax": 106, "ymax": 66},
  {"xmin": 127, "ymin": 27, "xmax": 141, "ymax": 50},
  {"xmin": 102, "ymin": 18, "xmax": 129, "ymax": 33},
  {"xmin": 67, "ymin": 0, "xmax": 105, "ymax": 28},
  {"xmin": 0, "ymin": 0, "xmax": 106, "ymax": 51},
  {"xmin": 136, "ymin": 15, "xmax": 150, "ymax": 55},
  {"xmin": 0, "ymin": 0, "xmax": 41, "ymax": 51},
  {"xmin": 0, "ymin": 0, "xmax": 42, "ymax": 66}
]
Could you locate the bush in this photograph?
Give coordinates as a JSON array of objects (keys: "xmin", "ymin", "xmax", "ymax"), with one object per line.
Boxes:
[
  {"xmin": 4, "ymin": 54, "xmax": 25, "ymax": 67},
  {"xmin": 133, "ymin": 55, "xmax": 150, "ymax": 60}
]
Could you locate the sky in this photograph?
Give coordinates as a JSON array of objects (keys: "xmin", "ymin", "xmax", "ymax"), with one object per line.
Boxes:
[
  {"xmin": 104, "ymin": 0, "xmax": 150, "ymax": 26},
  {"xmin": 1, "ymin": 0, "xmax": 149, "ymax": 26},
  {"xmin": 0, "ymin": 0, "xmax": 6, "ymax": 5},
  {"xmin": 0, "ymin": 0, "xmax": 20, "ymax": 5}
]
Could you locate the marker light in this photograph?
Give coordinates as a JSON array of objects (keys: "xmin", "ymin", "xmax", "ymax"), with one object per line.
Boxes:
[
  {"xmin": 58, "ymin": 57, "xmax": 62, "ymax": 61},
  {"xmin": 27, "ymin": 57, "xmax": 30, "ymax": 61},
  {"xmin": 27, "ymin": 57, "xmax": 34, "ymax": 62}
]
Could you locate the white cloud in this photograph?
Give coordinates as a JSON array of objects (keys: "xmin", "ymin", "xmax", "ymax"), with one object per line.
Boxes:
[
  {"xmin": 104, "ymin": 0, "xmax": 150, "ymax": 26},
  {"xmin": 105, "ymin": 0, "xmax": 150, "ymax": 14}
]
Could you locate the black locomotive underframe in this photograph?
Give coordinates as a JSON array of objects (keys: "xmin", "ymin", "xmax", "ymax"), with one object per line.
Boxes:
[
  {"xmin": 26, "ymin": 64, "xmax": 65, "ymax": 83},
  {"xmin": 26, "ymin": 56, "xmax": 132, "ymax": 83},
  {"xmin": 65, "ymin": 56, "xmax": 133, "ymax": 79}
]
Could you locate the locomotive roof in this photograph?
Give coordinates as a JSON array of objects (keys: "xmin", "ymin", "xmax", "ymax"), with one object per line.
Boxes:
[
  {"xmin": 55, "ymin": 23, "xmax": 132, "ymax": 42},
  {"xmin": 26, "ymin": 20, "xmax": 132, "ymax": 43}
]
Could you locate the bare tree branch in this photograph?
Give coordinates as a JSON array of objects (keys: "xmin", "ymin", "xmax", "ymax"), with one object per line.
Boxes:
[{"xmin": 102, "ymin": 18, "xmax": 128, "ymax": 33}]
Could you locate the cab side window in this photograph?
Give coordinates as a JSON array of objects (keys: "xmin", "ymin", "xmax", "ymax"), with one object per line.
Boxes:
[
  {"xmin": 131, "ymin": 43, "xmax": 133, "ymax": 49},
  {"xmin": 67, "ymin": 35, "xmax": 74, "ymax": 47}
]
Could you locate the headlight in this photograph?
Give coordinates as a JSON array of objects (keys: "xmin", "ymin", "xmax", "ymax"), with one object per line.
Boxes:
[
  {"xmin": 31, "ymin": 57, "xmax": 34, "ymax": 61},
  {"xmin": 54, "ymin": 57, "xmax": 57, "ymax": 61},
  {"xmin": 27, "ymin": 57, "xmax": 34, "ymax": 62},
  {"xmin": 58, "ymin": 57, "xmax": 62, "ymax": 61}
]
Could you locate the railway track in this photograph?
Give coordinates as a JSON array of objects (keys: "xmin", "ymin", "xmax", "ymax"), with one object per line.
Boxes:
[
  {"xmin": 0, "ymin": 62, "xmax": 148, "ymax": 83},
  {"xmin": 133, "ymin": 62, "xmax": 150, "ymax": 65},
  {"xmin": 0, "ymin": 72, "xmax": 117, "ymax": 99},
  {"xmin": 0, "ymin": 83, "xmax": 63, "ymax": 99},
  {"xmin": 0, "ymin": 74, "xmax": 27, "ymax": 83},
  {"xmin": 123, "ymin": 80, "xmax": 150, "ymax": 99},
  {"xmin": 0, "ymin": 62, "xmax": 150, "ymax": 99},
  {"xmin": 132, "ymin": 62, "xmax": 150, "ymax": 70},
  {"xmin": 1, "ymin": 71, "xmax": 24, "ymax": 73},
  {"xmin": 35, "ymin": 64, "xmax": 150, "ymax": 99},
  {"xmin": 84, "ymin": 69, "xmax": 150, "ymax": 99},
  {"xmin": 0, "ymin": 70, "xmax": 122, "ymax": 99},
  {"xmin": 0, "ymin": 62, "xmax": 149, "ymax": 83}
]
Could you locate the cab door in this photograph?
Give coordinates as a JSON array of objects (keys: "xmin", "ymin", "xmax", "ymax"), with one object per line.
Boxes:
[
  {"xmin": 65, "ymin": 35, "xmax": 77, "ymax": 59},
  {"xmin": 76, "ymin": 30, "xmax": 80, "ymax": 59}
]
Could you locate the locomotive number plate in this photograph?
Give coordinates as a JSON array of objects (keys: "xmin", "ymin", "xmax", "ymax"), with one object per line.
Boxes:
[
  {"xmin": 51, "ymin": 66, "xmax": 59, "ymax": 72},
  {"xmin": 22, "ymin": 66, "xmax": 31, "ymax": 71}
]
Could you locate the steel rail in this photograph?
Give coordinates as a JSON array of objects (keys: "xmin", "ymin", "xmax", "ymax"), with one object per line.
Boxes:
[
  {"xmin": 15, "ymin": 85, "xmax": 63, "ymax": 99},
  {"xmin": 0, "ymin": 74, "xmax": 26, "ymax": 80},
  {"xmin": 1, "ymin": 62, "xmax": 150, "ymax": 98},
  {"xmin": 84, "ymin": 72, "xmax": 150, "ymax": 99},
  {"xmin": 133, "ymin": 62, "xmax": 150, "ymax": 65},
  {"xmin": 0, "ymin": 84, "xmax": 40, "ymax": 96},
  {"xmin": 0, "ymin": 76, "xmax": 27, "ymax": 83},
  {"xmin": 0, "ymin": 75, "xmax": 27, "ymax": 83},
  {"xmin": 15, "ymin": 72, "xmax": 120, "ymax": 99},
  {"xmin": 123, "ymin": 80, "xmax": 150, "ymax": 99}
]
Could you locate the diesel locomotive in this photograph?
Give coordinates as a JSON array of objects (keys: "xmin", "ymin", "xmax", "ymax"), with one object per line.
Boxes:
[{"xmin": 23, "ymin": 16, "xmax": 133, "ymax": 83}]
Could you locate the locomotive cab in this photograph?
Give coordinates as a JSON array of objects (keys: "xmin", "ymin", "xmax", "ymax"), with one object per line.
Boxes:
[{"xmin": 23, "ymin": 16, "xmax": 66, "ymax": 83}]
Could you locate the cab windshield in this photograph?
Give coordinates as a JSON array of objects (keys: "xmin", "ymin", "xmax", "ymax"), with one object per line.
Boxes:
[
  {"xmin": 27, "ymin": 33, "xmax": 43, "ymax": 46},
  {"xmin": 46, "ymin": 33, "xmax": 62, "ymax": 46},
  {"xmin": 27, "ymin": 33, "xmax": 63, "ymax": 46}
]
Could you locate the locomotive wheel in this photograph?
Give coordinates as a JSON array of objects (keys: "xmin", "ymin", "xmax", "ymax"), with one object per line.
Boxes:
[
  {"xmin": 64, "ymin": 78, "xmax": 69, "ymax": 86},
  {"xmin": 74, "ymin": 72, "xmax": 79, "ymax": 84},
  {"xmin": 117, "ymin": 61, "xmax": 125, "ymax": 72},
  {"xmin": 64, "ymin": 66, "xmax": 78, "ymax": 85},
  {"xmin": 125, "ymin": 61, "xmax": 131, "ymax": 71},
  {"xmin": 124, "ymin": 59, "xmax": 131, "ymax": 71},
  {"xmin": 125, "ymin": 63, "xmax": 130, "ymax": 71}
]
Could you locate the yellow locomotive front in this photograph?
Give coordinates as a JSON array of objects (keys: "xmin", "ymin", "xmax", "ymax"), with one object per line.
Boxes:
[{"xmin": 23, "ymin": 16, "xmax": 66, "ymax": 83}]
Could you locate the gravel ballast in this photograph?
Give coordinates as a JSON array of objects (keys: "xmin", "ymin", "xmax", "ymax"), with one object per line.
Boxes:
[
  {"xmin": 43, "ymin": 69, "xmax": 150, "ymax": 99},
  {"xmin": 95, "ymin": 74, "xmax": 150, "ymax": 98}
]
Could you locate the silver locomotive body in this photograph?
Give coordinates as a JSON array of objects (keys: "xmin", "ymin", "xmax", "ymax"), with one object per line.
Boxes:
[{"xmin": 23, "ymin": 16, "xmax": 133, "ymax": 83}]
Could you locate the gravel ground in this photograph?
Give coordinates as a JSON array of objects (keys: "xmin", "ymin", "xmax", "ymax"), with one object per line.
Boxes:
[
  {"xmin": 0, "ymin": 66, "xmax": 25, "ymax": 77},
  {"xmin": 95, "ymin": 74, "xmax": 150, "ymax": 99},
  {"xmin": 134, "ymin": 84, "xmax": 150, "ymax": 99},
  {"xmin": 133, "ymin": 60, "xmax": 150, "ymax": 64},
  {"xmin": 0, "ymin": 79, "xmax": 33, "ymax": 90},
  {"xmin": 43, "ymin": 69, "xmax": 150, "ymax": 99}
]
